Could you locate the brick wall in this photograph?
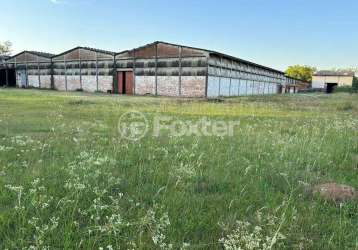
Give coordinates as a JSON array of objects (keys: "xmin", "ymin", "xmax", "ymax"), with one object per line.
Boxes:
[
  {"xmin": 40, "ymin": 75, "xmax": 52, "ymax": 89},
  {"xmin": 66, "ymin": 76, "xmax": 81, "ymax": 91},
  {"xmin": 157, "ymin": 76, "xmax": 179, "ymax": 96},
  {"xmin": 82, "ymin": 76, "xmax": 97, "ymax": 92},
  {"xmin": 135, "ymin": 76, "xmax": 205, "ymax": 97},
  {"xmin": 28, "ymin": 75, "xmax": 52, "ymax": 89},
  {"xmin": 181, "ymin": 76, "xmax": 206, "ymax": 97},
  {"xmin": 135, "ymin": 76, "xmax": 156, "ymax": 95},
  {"xmin": 28, "ymin": 76, "xmax": 40, "ymax": 88},
  {"xmin": 54, "ymin": 76, "xmax": 66, "ymax": 90},
  {"xmin": 98, "ymin": 76, "xmax": 113, "ymax": 93}
]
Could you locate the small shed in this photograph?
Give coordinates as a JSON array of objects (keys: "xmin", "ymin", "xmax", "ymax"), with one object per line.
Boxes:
[{"xmin": 312, "ymin": 71, "xmax": 354, "ymax": 93}]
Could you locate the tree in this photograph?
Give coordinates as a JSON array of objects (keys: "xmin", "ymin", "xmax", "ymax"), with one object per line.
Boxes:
[
  {"xmin": 285, "ymin": 65, "xmax": 316, "ymax": 82},
  {"xmin": 0, "ymin": 41, "xmax": 12, "ymax": 56},
  {"xmin": 353, "ymin": 76, "xmax": 358, "ymax": 92}
]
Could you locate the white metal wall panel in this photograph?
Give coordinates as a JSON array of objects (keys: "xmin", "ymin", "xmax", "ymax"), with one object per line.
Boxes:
[
  {"xmin": 264, "ymin": 83, "xmax": 269, "ymax": 94},
  {"xmin": 251, "ymin": 82, "xmax": 257, "ymax": 95},
  {"xmin": 230, "ymin": 79, "xmax": 239, "ymax": 96},
  {"xmin": 257, "ymin": 82, "xmax": 263, "ymax": 95},
  {"xmin": 207, "ymin": 76, "xmax": 220, "ymax": 98},
  {"xmin": 239, "ymin": 80, "xmax": 247, "ymax": 96},
  {"xmin": 268, "ymin": 83, "xmax": 273, "ymax": 94},
  {"xmin": 247, "ymin": 81, "xmax": 254, "ymax": 95},
  {"xmin": 312, "ymin": 80, "xmax": 325, "ymax": 88},
  {"xmin": 219, "ymin": 78, "xmax": 231, "ymax": 97},
  {"xmin": 271, "ymin": 84, "xmax": 275, "ymax": 94}
]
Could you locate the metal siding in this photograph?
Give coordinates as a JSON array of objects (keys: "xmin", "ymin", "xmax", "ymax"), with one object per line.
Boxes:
[
  {"xmin": 219, "ymin": 77, "xmax": 231, "ymax": 97},
  {"xmin": 207, "ymin": 76, "xmax": 220, "ymax": 97},
  {"xmin": 230, "ymin": 79, "xmax": 239, "ymax": 97},
  {"xmin": 239, "ymin": 79, "xmax": 247, "ymax": 96}
]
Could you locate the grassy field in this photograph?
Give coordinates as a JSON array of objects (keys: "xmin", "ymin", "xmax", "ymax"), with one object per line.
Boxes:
[{"xmin": 0, "ymin": 89, "xmax": 357, "ymax": 249}]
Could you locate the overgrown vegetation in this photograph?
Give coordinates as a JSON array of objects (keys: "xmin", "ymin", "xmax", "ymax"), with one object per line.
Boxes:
[
  {"xmin": 0, "ymin": 90, "xmax": 357, "ymax": 249},
  {"xmin": 353, "ymin": 77, "xmax": 358, "ymax": 93},
  {"xmin": 335, "ymin": 86, "xmax": 356, "ymax": 93},
  {"xmin": 0, "ymin": 40, "xmax": 12, "ymax": 56},
  {"xmin": 285, "ymin": 65, "xmax": 316, "ymax": 82}
]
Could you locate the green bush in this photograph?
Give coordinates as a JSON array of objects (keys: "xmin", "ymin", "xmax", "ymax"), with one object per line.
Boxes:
[
  {"xmin": 335, "ymin": 77, "xmax": 358, "ymax": 93},
  {"xmin": 334, "ymin": 86, "xmax": 353, "ymax": 93},
  {"xmin": 352, "ymin": 77, "xmax": 358, "ymax": 93}
]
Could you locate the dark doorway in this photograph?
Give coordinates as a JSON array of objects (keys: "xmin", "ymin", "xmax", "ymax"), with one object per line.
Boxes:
[
  {"xmin": 277, "ymin": 85, "xmax": 283, "ymax": 94},
  {"xmin": 326, "ymin": 83, "xmax": 338, "ymax": 94},
  {"xmin": 0, "ymin": 69, "xmax": 16, "ymax": 87},
  {"xmin": 0, "ymin": 69, "xmax": 5, "ymax": 87},
  {"xmin": 117, "ymin": 71, "xmax": 134, "ymax": 95},
  {"xmin": 7, "ymin": 69, "xmax": 16, "ymax": 87}
]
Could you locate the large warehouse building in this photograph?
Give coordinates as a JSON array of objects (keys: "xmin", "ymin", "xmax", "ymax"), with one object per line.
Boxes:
[
  {"xmin": 1, "ymin": 41, "xmax": 302, "ymax": 98},
  {"xmin": 116, "ymin": 42, "xmax": 287, "ymax": 97}
]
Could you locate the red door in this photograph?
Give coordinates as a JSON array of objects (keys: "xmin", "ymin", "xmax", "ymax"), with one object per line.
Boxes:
[
  {"xmin": 117, "ymin": 72, "xmax": 124, "ymax": 94},
  {"xmin": 117, "ymin": 71, "xmax": 133, "ymax": 95},
  {"xmin": 125, "ymin": 71, "xmax": 134, "ymax": 95}
]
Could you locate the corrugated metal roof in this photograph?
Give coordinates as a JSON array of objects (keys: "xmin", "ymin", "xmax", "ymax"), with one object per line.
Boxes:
[
  {"xmin": 6, "ymin": 50, "xmax": 54, "ymax": 61},
  {"xmin": 27, "ymin": 51, "xmax": 54, "ymax": 58},
  {"xmin": 117, "ymin": 41, "xmax": 286, "ymax": 75},
  {"xmin": 53, "ymin": 46, "xmax": 116, "ymax": 58},
  {"xmin": 314, "ymin": 70, "xmax": 355, "ymax": 77},
  {"xmin": 160, "ymin": 41, "xmax": 286, "ymax": 74},
  {"xmin": 80, "ymin": 47, "xmax": 116, "ymax": 55},
  {"xmin": 285, "ymin": 75, "xmax": 310, "ymax": 83}
]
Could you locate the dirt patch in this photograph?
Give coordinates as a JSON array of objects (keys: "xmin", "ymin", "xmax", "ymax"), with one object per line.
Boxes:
[
  {"xmin": 68, "ymin": 99, "xmax": 96, "ymax": 106},
  {"xmin": 206, "ymin": 98, "xmax": 225, "ymax": 103},
  {"xmin": 311, "ymin": 183, "xmax": 357, "ymax": 203}
]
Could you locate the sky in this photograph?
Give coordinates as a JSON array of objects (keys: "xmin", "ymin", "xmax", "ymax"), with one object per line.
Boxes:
[{"xmin": 0, "ymin": 0, "xmax": 357, "ymax": 71}]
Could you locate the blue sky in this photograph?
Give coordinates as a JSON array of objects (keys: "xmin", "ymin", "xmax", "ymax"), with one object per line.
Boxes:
[{"xmin": 1, "ymin": 0, "xmax": 357, "ymax": 71}]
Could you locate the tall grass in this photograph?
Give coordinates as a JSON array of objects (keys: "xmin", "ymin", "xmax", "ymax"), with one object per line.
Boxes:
[{"xmin": 0, "ymin": 89, "xmax": 357, "ymax": 249}]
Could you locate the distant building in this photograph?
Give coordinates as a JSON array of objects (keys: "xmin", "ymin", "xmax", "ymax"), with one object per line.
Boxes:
[
  {"xmin": 281, "ymin": 76, "xmax": 310, "ymax": 93},
  {"xmin": 312, "ymin": 71, "xmax": 355, "ymax": 93}
]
